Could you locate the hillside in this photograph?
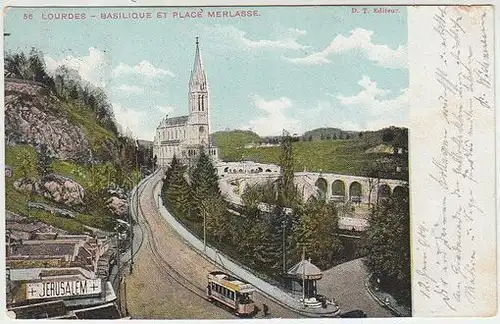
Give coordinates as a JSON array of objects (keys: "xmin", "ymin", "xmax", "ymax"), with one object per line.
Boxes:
[
  {"xmin": 302, "ymin": 127, "xmax": 358, "ymax": 141},
  {"xmin": 212, "ymin": 129, "xmax": 261, "ymax": 156},
  {"xmin": 5, "ymin": 80, "xmax": 119, "ymax": 162},
  {"xmin": 4, "ymin": 50, "xmax": 145, "ymax": 233},
  {"xmin": 213, "ymin": 127, "xmax": 408, "ymax": 179}
]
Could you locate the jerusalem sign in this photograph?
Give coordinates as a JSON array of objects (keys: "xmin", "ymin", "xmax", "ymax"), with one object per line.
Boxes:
[{"xmin": 26, "ymin": 279, "xmax": 102, "ymax": 300}]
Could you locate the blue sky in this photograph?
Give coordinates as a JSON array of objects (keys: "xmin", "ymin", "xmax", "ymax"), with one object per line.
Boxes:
[{"xmin": 5, "ymin": 6, "xmax": 408, "ymax": 140}]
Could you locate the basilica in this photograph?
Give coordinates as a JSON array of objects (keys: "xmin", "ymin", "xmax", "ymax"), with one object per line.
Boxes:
[{"xmin": 153, "ymin": 38, "xmax": 218, "ymax": 167}]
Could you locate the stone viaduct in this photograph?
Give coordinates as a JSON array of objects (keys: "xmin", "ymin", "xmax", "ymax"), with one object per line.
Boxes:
[{"xmin": 216, "ymin": 161, "xmax": 408, "ymax": 204}]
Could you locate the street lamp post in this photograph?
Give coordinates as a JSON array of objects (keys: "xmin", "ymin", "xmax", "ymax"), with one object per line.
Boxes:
[
  {"xmin": 129, "ymin": 191, "xmax": 135, "ymax": 275},
  {"xmin": 200, "ymin": 199, "xmax": 207, "ymax": 253},
  {"xmin": 115, "ymin": 227, "xmax": 121, "ymax": 310},
  {"xmin": 301, "ymin": 247, "xmax": 306, "ymax": 307},
  {"xmin": 129, "ymin": 141, "xmax": 140, "ymax": 275},
  {"xmin": 282, "ymin": 218, "xmax": 287, "ymax": 274},
  {"xmin": 203, "ymin": 205, "xmax": 207, "ymax": 253}
]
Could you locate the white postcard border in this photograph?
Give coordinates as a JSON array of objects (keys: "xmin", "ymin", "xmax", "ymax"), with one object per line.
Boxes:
[{"xmin": 0, "ymin": 0, "xmax": 498, "ymax": 323}]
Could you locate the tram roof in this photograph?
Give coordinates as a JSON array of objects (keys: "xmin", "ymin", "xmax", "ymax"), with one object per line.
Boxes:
[{"xmin": 208, "ymin": 271, "xmax": 255, "ymax": 293}]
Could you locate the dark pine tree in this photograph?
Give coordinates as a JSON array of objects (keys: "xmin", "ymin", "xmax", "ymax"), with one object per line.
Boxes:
[
  {"xmin": 163, "ymin": 154, "xmax": 179, "ymax": 191},
  {"xmin": 164, "ymin": 163, "xmax": 192, "ymax": 219},
  {"xmin": 191, "ymin": 150, "xmax": 221, "ymax": 214},
  {"xmin": 278, "ymin": 131, "xmax": 298, "ymax": 207}
]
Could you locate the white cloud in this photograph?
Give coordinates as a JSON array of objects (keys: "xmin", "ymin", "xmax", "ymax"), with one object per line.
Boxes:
[
  {"xmin": 284, "ymin": 28, "xmax": 407, "ymax": 69},
  {"xmin": 112, "ymin": 102, "xmax": 142, "ymax": 137},
  {"xmin": 111, "ymin": 102, "xmax": 178, "ymax": 140},
  {"xmin": 112, "ymin": 102, "xmax": 154, "ymax": 140},
  {"xmin": 44, "ymin": 47, "xmax": 109, "ymax": 87},
  {"xmin": 112, "ymin": 60, "xmax": 175, "ymax": 78},
  {"xmin": 115, "ymin": 84, "xmax": 144, "ymax": 94},
  {"xmin": 335, "ymin": 75, "xmax": 408, "ymax": 130},
  {"xmin": 242, "ymin": 96, "xmax": 301, "ymax": 136},
  {"xmin": 207, "ymin": 25, "xmax": 309, "ymax": 51}
]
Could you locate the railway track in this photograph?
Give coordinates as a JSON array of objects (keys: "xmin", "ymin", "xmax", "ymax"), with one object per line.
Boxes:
[
  {"xmin": 111, "ymin": 184, "xmax": 146, "ymax": 288},
  {"xmin": 134, "ymin": 175, "xmax": 212, "ymax": 303}
]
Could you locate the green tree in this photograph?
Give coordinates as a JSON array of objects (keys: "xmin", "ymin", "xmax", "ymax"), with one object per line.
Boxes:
[
  {"xmin": 15, "ymin": 147, "xmax": 38, "ymax": 179},
  {"xmin": 253, "ymin": 215, "xmax": 283, "ymax": 276},
  {"xmin": 292, "ymin": 198, "xmax": 342, "ymax": 269},
  {"xmin": 278, "ymin": 131, "xmax": 299, "ymax": 207},
  {"xmin": 234, "ymin": 206, "xmax": 262, "ymax": 267},
  {"xmin": 162, "ymin": 154, "xmax": 179, "ymax": 191},
  {"xmin": 36, "ymin": 144, "xmax": 53, "ymax": 177},
  {"xmin": 382, "ymin": 127, "xmax": 396, "ymax": 143},
  {"xmin": 364, "ymin": 191, "xmax": 411, "ymax": 307},
  {"xmin": 203, "ymin": 197, "xmax": 230, "ymax": 244},
  {"xmin": 191, "ymin": 150, "xmax": 221, "ymax": 214},
  {"xmin": 241, "ymin": 181, "xmax": 278, "ymax": 207},
  {"xmin": 164, "ymin": 163, "xmax": 192, "ymax": 218}
]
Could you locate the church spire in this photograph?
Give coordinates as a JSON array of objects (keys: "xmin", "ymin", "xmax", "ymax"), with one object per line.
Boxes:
[{"xmin": 189, "ymin": 37, "xmax": 207, "ymax": 91}]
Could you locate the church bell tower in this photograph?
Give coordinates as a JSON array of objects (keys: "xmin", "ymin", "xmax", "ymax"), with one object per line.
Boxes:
[{"xmin": 188, "ymin": 37, "xmax": 210, "ymax": 149}]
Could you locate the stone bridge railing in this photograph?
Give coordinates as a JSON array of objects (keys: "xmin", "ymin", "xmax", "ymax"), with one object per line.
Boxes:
[{"xmin": 220, "ymin": 170, "xmax": 408, "ymax": 204}]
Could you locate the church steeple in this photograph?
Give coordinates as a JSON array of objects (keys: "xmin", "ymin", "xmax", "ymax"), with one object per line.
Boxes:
[{"xmin": 189, "ymin": 37, "xmax": 207, "ymax": 91}]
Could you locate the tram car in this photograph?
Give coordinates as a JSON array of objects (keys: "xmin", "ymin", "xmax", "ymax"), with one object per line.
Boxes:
[{"xmin": 206, "ymin": 271, "xmax": 256, "ymax": 316}]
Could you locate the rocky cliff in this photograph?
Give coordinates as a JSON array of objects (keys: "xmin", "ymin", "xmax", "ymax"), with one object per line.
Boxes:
[{"xmin": 5, "ymin": 80, "xmax": 92, "ymax": 161}]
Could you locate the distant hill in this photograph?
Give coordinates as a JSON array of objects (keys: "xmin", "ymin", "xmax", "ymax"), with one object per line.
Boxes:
[
  {"xmin": 302, "ymin": 127, "xmax": 359, "ymax": 141},
  {"xmin": 212, "ymin": 130, "xmax": 261, "ymax": 157}
]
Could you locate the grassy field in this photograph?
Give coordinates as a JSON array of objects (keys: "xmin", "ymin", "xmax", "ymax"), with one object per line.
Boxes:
[
  {"xmin": 5, "ymin": 144, "xmax": 115, "ymax": 233},
  {"xmin": 57, "ymin": 100, "xmax": 118, "ymax": 155}
]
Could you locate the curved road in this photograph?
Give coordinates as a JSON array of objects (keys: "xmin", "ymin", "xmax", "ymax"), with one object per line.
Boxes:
[
  {"xmin": 124, "ymin": 170, "xmax": 299, "ymax": 319},
  {"xmin": 319, "ymin": 259, "xmax": 393, "ymax": 318}
]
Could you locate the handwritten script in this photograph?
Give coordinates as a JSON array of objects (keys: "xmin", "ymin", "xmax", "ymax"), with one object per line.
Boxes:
[{"xmin": 415, "ymin": 7, "xmax": 492, "ymax": 313}]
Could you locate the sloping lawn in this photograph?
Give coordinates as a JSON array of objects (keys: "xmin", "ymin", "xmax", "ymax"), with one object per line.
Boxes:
[{"xmin": 5, "ymin": 145, "xmax": 115, "ymax": 233}]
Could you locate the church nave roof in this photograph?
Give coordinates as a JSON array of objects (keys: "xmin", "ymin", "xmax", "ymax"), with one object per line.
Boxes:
[{"xmin": 160, "ymin": 115, "xmax": 189, "ymax": 127}]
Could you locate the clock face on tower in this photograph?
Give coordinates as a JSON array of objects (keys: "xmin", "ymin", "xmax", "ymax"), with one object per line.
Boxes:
[{"xmin": 199, "ymin": 126, "xmax": 205, "ymax": 133}]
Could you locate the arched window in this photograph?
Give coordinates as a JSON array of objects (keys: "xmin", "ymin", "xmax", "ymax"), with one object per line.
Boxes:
[
  {"xmin": 393, "ymin": 186, "xmax": 408, "ymax": 199},
  {"xmin": 378, "ymin": 184, "xmax": 391, "ymax": 201},
  {"xmin": 349, "ymin": 182, "xmax": 362, "ymax": 203},
  {"xmin": 332, "ymin": 180, "xmax": 346, "ymax": 202},
  {"xmin": 315, "ymin": 178, "xmax": 328, "ymax": 200}
]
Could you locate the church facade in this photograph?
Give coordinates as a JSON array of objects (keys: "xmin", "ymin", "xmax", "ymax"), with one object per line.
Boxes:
[{"xmin": 153, "ymin": 38, "xmax": 218, "ymax": 167}]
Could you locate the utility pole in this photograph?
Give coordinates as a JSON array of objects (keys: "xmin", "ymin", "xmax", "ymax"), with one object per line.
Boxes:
[
  {"xmin": 115, "ymin": 228, "xmax": 121, "ymax": 310},
  {"xmin": 203, "ymin": 201, "xmax": 207, "ymax": 253},
  {"xmin": 129, "ymin": 194, "xmax": 134, "ymax": 275},
  {"xmin": 282, "ymin": 218, "xmax": 287, "ymax": 274},
  {"xmin": 302, "ymin": 246, "xmax": 306, "ymax": 307},
  {"xmin": 130, "ymin": 140, "xmax": 139, "ymax": 275}
]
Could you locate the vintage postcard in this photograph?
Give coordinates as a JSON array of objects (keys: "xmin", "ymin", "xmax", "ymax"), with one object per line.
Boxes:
[{"xmin": 1, "ymin": 0, "xmax": 497, "ymax": 321}]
